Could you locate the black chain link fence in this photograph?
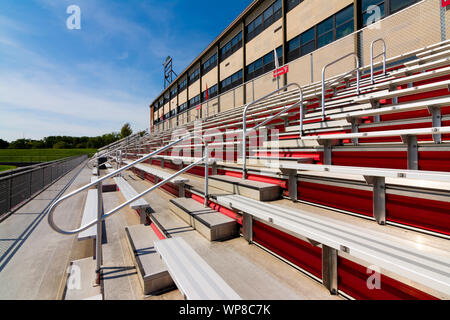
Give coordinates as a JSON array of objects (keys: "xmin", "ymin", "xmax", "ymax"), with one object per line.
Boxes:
[{"xmin": 0, "ymin": 155, "xmax": 88, "ymax": 218}]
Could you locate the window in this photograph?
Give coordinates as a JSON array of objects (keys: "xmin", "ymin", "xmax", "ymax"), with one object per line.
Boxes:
[
  {"xmin": 188, "ymin": 68, "xmax": 200, "ymax": 85},
  {"xmin": 163, "ymin": 112, "xmax": 170, "ymax": 120},
  {"xmin": 188, "ymin": 94, "xmax": 201, "ymax": 109},
  {"xmin": 170, "ymin": 108, "xmax": 176, "ymax": 118},
  {"xmin": 246, "ymin": 0, "xmax": 282, "ymax": 42},
  {"xmin": 221, "ymin": 70, "xmax": 243, "ymax": 92},
  {"xmin": 202, "ymin": 84, "xmax": 218, "ymax": 101},
  {"xmin": 361, "ymin": 0, "xmax": 418, "ymax": 26},
  {"xmin": 287, "ymin": 0, "xmax": 302, "ymax": 12},
  {"xmin": 163, "ymin": 93, "xmax": 170, "ymax": 104},
  {"xmin": 221, "ymin": 32, "xmax": 242, "ymax": 61},
  {"xmin": 335, "ymin": 5, "xmax": 354, "ymax": 40},
  {"xmin": 246, "ymin": 46, "xmax": 283, "ymax": 81},
  {"xmin": 177, "ymin": 102, "xmax": 188, "ymax": 114},
  {"xmin": 286, "ymin": 5, "xmax": 354, "ymax": 62},
  {"xmin": 178, "ymin": 79, "xmax": 187, "ymax": 92},
  {"xmin": 170, "ymin": 86, "xmax": 177, "ymax": 98},
  {"xmin": 202, "ymin": 54, "xmax": 217, "ymax": 74},
  {"xmin": 317, "ymin": 17, "xmax": 334, "ymax": 48}
]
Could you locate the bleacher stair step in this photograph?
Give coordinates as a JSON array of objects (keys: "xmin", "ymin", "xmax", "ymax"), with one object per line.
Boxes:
[
  {"xmin": 125, "ymin": 225, "xmax": 175, "ymax": 295},
  {"xmin": 169, "ymin": 197, "xmax": 238, "ymax": 241},
  {"xmin": 209, "ymin": 175, "xmax": 281, "ymax": 201}
]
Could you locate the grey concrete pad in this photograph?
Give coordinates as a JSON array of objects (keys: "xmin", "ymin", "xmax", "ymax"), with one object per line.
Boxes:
[
  {"xmin": 0, "ymin": 161, "xmax": 92, "ymax": 300},
  {"xmin": 64, "ymin": 257, "xmax": 101, "ymax": 300}
]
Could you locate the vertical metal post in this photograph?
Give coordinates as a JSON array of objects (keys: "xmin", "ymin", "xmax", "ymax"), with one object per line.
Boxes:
[
  {"xmin": 402, "ymin": 135, "xmax": 418, "ymax": 170},
  {"xmin": 96, "ymin": 177, "xmax": 103, "ymax": 285},
  {"xmin": 242, "ymin": 213, "xmax": 253, "ymax": 244},
  {"xmin": 429, "ymin": 106, "xmax": 442, "ymax": 144},
  {"xmin": 322, "ymin": 245, "xmax": 338, "ymax": 295},
  {"xmin": 204, "ymin": 144, "xmax": 209, "ymax": 207}
]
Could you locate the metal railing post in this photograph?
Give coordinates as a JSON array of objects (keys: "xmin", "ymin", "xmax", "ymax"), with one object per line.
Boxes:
[
  {"xmin": 321, "ymin": 52, "xmax": 360, "ymax": 120},
  {"xmin": 370, "ymin": 38, "xmax": 387, "ymax": 84},
  {"xmin": 96, "ymin": 177, "xmax": 103, "ymax": 284}
]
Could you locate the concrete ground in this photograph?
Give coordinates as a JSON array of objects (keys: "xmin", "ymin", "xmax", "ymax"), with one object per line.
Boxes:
[{"xmin": 0, "ymin": 161, "xmax": 93, "ymax": 300}]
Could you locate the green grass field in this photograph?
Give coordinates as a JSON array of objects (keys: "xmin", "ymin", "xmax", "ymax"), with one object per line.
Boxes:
[
  {"xmin": 0, "ymin": 165, "xmax": 16, "ymax": 172},
  {"xmin": 0, "ymin": 149, "xmax": 97, "ymax": 163}
]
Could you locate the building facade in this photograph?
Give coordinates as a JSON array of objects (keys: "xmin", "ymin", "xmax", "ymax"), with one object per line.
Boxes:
[{"xmin": 150, "ymin": 0, "xmax": 450, "ymax": 131}]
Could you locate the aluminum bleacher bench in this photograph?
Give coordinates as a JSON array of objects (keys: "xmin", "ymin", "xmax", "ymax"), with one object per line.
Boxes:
[
  {"xmin": 154, "ymin": 237, "xmax": 241, "ymax": 300},
  {"xmin": 266, "ymin": 162, "xmax": 450, "ymax": 225},
  {"xmin": 114, "ymin": 176, "xmax": 150, "ymax": 224},
  {"xmin": 215, "ymin": 194, "xmax": 450, "ymax": 296},
  {"xmin": 300, "ymin": 126, "xmax": 450, "ymax": 169},
  {"xmin": 124, "ymin": 161, "xmax": 189, "ymax": 197},
  {"xmin": 92, "ymin": 167, "xmax": 98, "ymax": 176},
  {"xmin": 78, "ymin": 190, "xmax": 98, "ymax": 251}
]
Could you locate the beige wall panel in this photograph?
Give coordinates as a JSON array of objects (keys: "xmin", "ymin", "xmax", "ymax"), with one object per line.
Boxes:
[
  {"xmin": 218, "ymin": 91, "xmax": 235, "ymax": 112},
  {"xmin": 246, "ymin": 20, "xmax": 283, "ymax": 63},
  {"xmin": 201, "ymin": 68, "xmax": 218, "ymax": 91},
  {"xmin": 178, "ymin": 90, "xmax": 187, "ymax": 105},
  {"xmin": 164, "ymin": 102, "xmax": 170, "ymax": 115},
  {"xmin": 360, "ymin": 0, "xmax": 442, "ymax": 67},
  {"xmin": 252, "ymin": 72, "xmax": 278, "ymax": 101},
  {"xmin": 220, "ymin": 48, "xmax": 244, "ymax": 80},
  {"xmin": 286, "ymin": 54, "xmax": 312, "ymax": 86},
  {"xmin": 170, "ymin": 97, "xmax": 177, "ymax": 110},
  {"xmin": 286, "ymin": 0, "xmax": 353, "ymax": 41},
  {"xmin": 188, "ymin": 80, "xmax": 200, "ymax": 99}
]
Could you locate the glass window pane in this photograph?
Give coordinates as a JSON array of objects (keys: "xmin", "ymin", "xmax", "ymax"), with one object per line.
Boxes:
[
  {"xmin": 254, "ymin": 15, "xmax": 263, "ymax": 27},
  {"xmin": 336, "ymin": 5, "xmax": 354, "ymax": 26},
  {"xmin": 254, "ymin": 58, "xmax": 263, "ymax": 70},
  {"xmin": 288, "ymin": 36, "xmax": 300, "ymax": 52},
  {"xmin": 301, "ymin": 40, "xmax": 315, "ymax": 56},
  {"xmin": 336, "ymin": 20, "xmax": 354, "ymax": 39},
  {"xmin": 390, "ymin": 0, "xmax": 417, "ymax": 14},
  {"xmin": 274, "ymin": 0, "xmax": 282, "ymax": 13},
  {"xmin": 263, "ymin": 52, "xmax": 274, "ymax": 65},
  {"xmin": 301, "ymin": 27, "xmax": 315, "ymax": 44},
  {"xmin": 318, "ymin": 17, "xmax": 333, "ymax": 36},
  {"xmin": 264, "ymin": 6, "xmax": 273, "ymax": 21}
]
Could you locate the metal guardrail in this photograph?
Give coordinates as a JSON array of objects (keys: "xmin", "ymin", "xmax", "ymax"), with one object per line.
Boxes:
[
  {"xmin": 0, "ymin": 155, "xmax": 88, "ymax": 217},
  {"xmin": 47, "ymin": 134, "xmax": 210, "ymax": 280},
  {"xmin": 371, "ymin": 38, "xmax": 387, "ymax": 84},
  {"xmin": 321, "ymin": 52, "xmax": 360, "ymax": 121},
  {"xmin": 242, "ymin": 83, "xmax": 303, "ymax": 179}
]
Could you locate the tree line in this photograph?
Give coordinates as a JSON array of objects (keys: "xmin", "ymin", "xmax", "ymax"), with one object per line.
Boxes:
[{"xmin": 0, "ymin": 123, "xmax": 133, "ymax": 150}]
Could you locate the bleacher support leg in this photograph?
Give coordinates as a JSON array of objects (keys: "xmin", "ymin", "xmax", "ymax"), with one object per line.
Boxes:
[
  {"xmin": 281, "ymin": 168, "xmax": 298, "ymax": 202},
  {"xmin": 319, "ymin": 140, "xmax": 332, "ymax": 165},
  {"xmin": 242, "ymin": 213, "xmax": 253, "ymax": 244},
  {"xmin": 402, "ymin": 135, "xmax": 418, "ymax": 170},
  {"xmin": 428, "ymin": 106, "xmax": 442, "ymax": 144},
  {"xmin": 365, "ymin": 176, "xmax": 386, "ymax": 225},
  {"xmin": 178, "ymin": 183, "xmax": 185, "ymax": 198},
  {"xmin": 139, "ymin": 209, "xmax": 146, "ymax": 225},
  {"xmin": 322, "ymin": 245, "xmax": 338, "ymax": 295}
]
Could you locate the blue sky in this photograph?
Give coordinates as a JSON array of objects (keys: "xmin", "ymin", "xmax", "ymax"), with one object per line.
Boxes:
[{"xmin": 0, "ymin": 0, "xmax": 252, "ymax": 142}]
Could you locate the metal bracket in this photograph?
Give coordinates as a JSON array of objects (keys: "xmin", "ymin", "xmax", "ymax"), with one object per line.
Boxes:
[
  {"xmin": 428, "ymin": 106, "xmax": 442, "ymax": 144},
  {"xmin": 401, "ymin": 135, "xmax": 418, "ymax": 170},
  {"xmin": 322, "ymin": 245, "xmax": 338, "ymax": 295},
  {"xmin": 242, "ymin": 213, "xmax": 253, "ymax": 244},
  {"xmin": 281, "ymin": 168, "xmax": 298, "ymax": 202},
  {"xmin": 364, "ymin": 176, "xmax": 386, "ymax": 225}
]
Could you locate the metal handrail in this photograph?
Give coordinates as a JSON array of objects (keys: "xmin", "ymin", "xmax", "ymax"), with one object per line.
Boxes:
[
  {"xmin": 47, "ymin": 134, "xmax": 210, "ymax": 236},
  {"xmin": 370, "ymin": 38, "xmax": 387, "ymax": 84},
  {"xmin": 242, "ymin": 83, "xmax": 303, "ymax": 179},
  {"xmin": 321, "ymin": 52, "xmax": 360, "ymax": 120}
]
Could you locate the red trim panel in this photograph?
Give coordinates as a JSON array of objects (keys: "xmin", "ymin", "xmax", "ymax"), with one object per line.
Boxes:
[
  {"xmin": 338, "ymin": 257, "xmax": 439, "ymax": 300},
  {"xmin": 386, "ymin": 193, "xmax": 450, "ymax": 236},
  {"xmin": 298, "ymin": 181, "xmax": 373, "ymax": 217},
  {"xmin": 253, "ymin": 220, "xmax": 323, "ymax": 279}
]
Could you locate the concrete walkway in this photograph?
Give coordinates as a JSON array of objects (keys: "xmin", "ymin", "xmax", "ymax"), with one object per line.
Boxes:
[{"xmin": 0, "ymin": 161, "xmax": 92, "ymax": 300}]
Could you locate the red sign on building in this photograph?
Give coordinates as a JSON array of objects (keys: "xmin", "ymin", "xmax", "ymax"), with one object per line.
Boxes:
[
  {"xmin": 273, "ymin": 65, "xmax": 289, "ymax": 78},
  {"xmin": 442, "ymin": 0, "xmax": 450, "ymax": 7}
]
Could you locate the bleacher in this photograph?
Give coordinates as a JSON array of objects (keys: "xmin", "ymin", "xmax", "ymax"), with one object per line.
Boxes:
[{"xmin": 68, "ymin": 39, "xmax": 450, "ymax": 300}]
